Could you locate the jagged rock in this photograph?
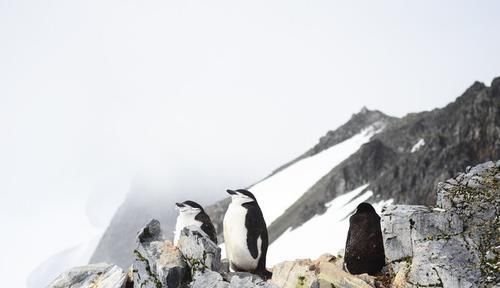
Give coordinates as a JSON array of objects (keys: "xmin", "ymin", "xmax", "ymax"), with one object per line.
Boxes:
[
  {"xmin": 190, "ymin": 270, "xmax": 229, "ymax": 288},
  {"xmin": 178, "ymin": 226, "xmax": 221, "ymax": 273},
  {"xmin": 48, "ymin": 263, "xmax": 126, "ymax": 288},
  {"xmin": 382, "ymin": 161, "xmax": 500, "ymax": 287},
  {"xmin": 270, "ymin": 255, "xmax": 379, "ymax": 288},
  {"xmin": 133, "ymin": 219, "xmax": 189, "ymax": 288}
]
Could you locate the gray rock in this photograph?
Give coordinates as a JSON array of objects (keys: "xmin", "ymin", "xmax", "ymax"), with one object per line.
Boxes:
[
  {"xmin": 190, "ymin": 270, "xmax": 229, "ymax": 288},
  {"xmin": 133, "ymin": 219, "xmax": 189, "ymax": 288},
  {"xmin": 382, "ymin": 162, "xmax": 500, "ymax": 287},
  {"xmin": 48, "ymin": 263, "xmax": 126, "ymax": 288},
  {"xmin": 228, "ymin": 272, "xmax": 278, "ymax": 288},
  {"xmin": 178, "ymin": 226, "xmax": 221, "ymax": 273}
]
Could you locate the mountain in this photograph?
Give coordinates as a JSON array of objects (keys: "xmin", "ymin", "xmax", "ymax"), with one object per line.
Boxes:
[
  {"xmin": 88, "ymin": 77, "xmax": 500, "ymax": 268},
  {"xmin": 207, "ymin": 77, "xmax": 500, "ymax": 263}
]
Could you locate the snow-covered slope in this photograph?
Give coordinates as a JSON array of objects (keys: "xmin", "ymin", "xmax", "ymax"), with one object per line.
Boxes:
[{"xmin": 249, "ymin": 125, "xmax": 382, "ymax": 225}]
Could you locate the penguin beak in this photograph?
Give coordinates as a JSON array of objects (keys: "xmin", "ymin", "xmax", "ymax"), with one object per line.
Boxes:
[
  {"xmin": 175, "ymin": 202, "xmax": 184, "ymax": 208},
  {"xmin": 226, "ymin": 189, "xmax": 238, "ymax": 195}
]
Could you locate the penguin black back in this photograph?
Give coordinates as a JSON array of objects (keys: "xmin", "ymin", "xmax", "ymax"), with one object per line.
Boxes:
[{"xmin": 344, "ymin": 202, "xmax": 385, "ymax": 275}]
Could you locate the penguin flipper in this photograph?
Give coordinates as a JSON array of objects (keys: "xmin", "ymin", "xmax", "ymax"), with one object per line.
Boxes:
[
  {"xmin": 195, "ymin": 212, "xmax": 218, "ymax": 244},
  {"xmin": 243, "ymin": 203, "xmax": 268, "ymax": 260}
]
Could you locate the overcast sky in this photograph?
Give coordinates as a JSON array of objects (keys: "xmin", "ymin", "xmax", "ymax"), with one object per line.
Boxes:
[{"xmin": 1, "ymin": 0, "xmax": 500, "ymax": 286}]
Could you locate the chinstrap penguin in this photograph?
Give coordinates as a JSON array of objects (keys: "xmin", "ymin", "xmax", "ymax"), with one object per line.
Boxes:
[
  {"xmin": 174, "ymin": 200, "xmax": 217, "ymax": 245},
  {"xmin": 344, "ymin": 202, "xmax": 385, "ymax": 275},
  {"xmin": 223, "ymin": 189, "xmax": 272, "ymax": 280}
]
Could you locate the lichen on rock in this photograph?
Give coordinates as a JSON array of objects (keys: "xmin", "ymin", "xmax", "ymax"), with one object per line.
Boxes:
[{"xmin": 382, "ymin": 161, "xmax": 500, "ymax": 287}]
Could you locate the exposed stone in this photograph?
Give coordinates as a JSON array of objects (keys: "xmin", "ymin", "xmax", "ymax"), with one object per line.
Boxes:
[
  {"xmin": 133, "ymin": 219, "xmax": 189, "ymax": 288},
  {"xmin": 48, "ymin": 263, "xmax": 126, "ymax": 288},
  {"xmin": 227, "ymin": 272, "xmax": 278, "ymax": 288},
  {"xmin": 382, "ymin": 162, "xmax": 500, "ymax": 287},
  {"xmin": 270, "ymin": 256, "xmax": 380, "ymax": 288},
  {"xmin": 190, "ymin": 270, "xmax": 229, "ymax": 288},
  {"xmin": 178, "ymin": 226, "xmax": 221, "ymax": 273}
]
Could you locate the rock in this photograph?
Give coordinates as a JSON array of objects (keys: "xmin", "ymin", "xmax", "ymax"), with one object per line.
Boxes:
[
  {"xmin": 190, "ymin": 270, "xmax": 229, "ymax": 288},
  {"xmin": 271, "ymin": 256, "xmax": 379, "ymax": 288},
  {"xmin": 271, "ymin": 259, "xmax": 317, "ymax": 288},
  {"xmin": 48, "ymin": 263, "xmax": 126, "ymax": 288},
  {"xmin": 381, "ymin": 162, "xmax": 500, "ymax": 287},
  {"xmin": 133, "ymin": 219, "xmax": 189, "ymax": 288},
  {"xmin": 178, "ymin": 226, "xmax": 221, "ymax": 273},
  {"xmin": 227, "ymin": 272, "xmax": 278, "ymax": 288}
]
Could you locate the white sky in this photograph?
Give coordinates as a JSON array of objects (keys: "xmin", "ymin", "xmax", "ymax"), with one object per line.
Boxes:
[{"xmin": 1, "ymin": 0, "xmax": 499, "ymax": 286}]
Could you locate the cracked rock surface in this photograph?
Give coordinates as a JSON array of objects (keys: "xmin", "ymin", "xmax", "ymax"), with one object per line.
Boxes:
[
  {"xmin": 48, "ymin": 263, "xmax": 126, "ymax": 288},
  {"xmin": 382, "ymin": 161, "xmax": 500, "ymax": 287}
]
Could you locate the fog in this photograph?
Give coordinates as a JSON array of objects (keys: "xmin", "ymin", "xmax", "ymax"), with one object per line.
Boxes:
[{"xmin": 1, "ymin": 0, "xmax": 499, "ymax": 286}]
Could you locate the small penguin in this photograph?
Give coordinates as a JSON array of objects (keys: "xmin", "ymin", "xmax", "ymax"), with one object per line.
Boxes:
[
  {"xmin": 174, "ymin": 200, "xmax": 217, "ymax": 245},
  {"xmin": 344, "ymin": 202, "xmax": 385, "ymax": 275},
  {"xmin": 223, "ymin": 189, "xmax": 272, "ymax": 280}
]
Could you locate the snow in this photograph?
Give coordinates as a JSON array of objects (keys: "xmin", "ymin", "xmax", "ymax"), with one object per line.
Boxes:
[
  {"xmin": 411, "ymin": 138, "xmax": 425, "ymax": 153},
  {"xmin": 267, "ymin": 184, "xmax": 393, "ymax": 265},
  {"xmin": 249, "ymin": 125, "xmax": 383, "ymax": 225}
]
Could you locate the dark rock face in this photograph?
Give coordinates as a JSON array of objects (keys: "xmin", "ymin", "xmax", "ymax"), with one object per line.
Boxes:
[{"xmin": 382, "ymin": 161, "xmax": 500, "ymax": 287}]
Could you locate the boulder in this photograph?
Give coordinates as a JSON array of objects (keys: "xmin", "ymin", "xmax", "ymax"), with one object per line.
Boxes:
[
  {"xmin": 381, "ymin": 161, "xmax": 500, "ymax": 287},
  {"xmin": 190, "ymin": 270, "xmax": 229, "ymax": 288},
  {"xmin": 270, "ymin": 254, "xmax": 380, "ymax": 288},
  {"xmin": 133, "ymin": 219, "xmax": 189, "ymax": 288},
  {"xmin": 48, "ymin": 263, "xmax": 126, "ymax": 288},
  {"xmin": 178, "ymin": 226, "xmax": 221, "ymax": 273}
]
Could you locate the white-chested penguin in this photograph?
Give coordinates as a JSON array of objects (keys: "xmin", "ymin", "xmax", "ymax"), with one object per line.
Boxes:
[
  {"xmin": 174, "ymin": 200, "xmax": 217, "ymax": 245},
  {"xmin": 223, "ymin": 189, "xmax": 272, "ymax": 280},
  {"xmin": 344, "ymin": 202, "xmax": 385, "ymax": 275}
]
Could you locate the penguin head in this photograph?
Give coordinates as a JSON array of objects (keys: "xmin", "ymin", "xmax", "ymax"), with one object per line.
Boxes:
[
  {"xmin": 175, "ymin": 200, "xmax": 203, "ymax": 215},
  {"xmin": 355, "ymin": 202, "xmax": 376, "ymax": 214},
  {"xmin": 226, "ymin": 189, "xmax": 257, "ymax": 204}
]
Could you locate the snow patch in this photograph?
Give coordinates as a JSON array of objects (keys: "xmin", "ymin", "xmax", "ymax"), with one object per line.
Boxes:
[
  {"xmin": 267, "ymin": 184, "xmax": 393, "ymax": 265},
  {"xmin": 249, "ymin": 125, "xmax": 383, "ymax": 225},
  {"xmin": 411, "ymin": 138, "xmax": 425, "ymax": 153}
]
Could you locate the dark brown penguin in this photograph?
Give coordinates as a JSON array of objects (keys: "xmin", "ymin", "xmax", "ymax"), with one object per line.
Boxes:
[{"xmin": 344, "ymin": 202, "xmax": 385, "ymax": 275}]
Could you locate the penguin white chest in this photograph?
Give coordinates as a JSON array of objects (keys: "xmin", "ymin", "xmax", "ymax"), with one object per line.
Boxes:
[
  {"xmin": 174, "ymin": 214, "xmax": 201, "ymax": 245},
  {"xmin": 223, "ymin": 203, "xmax": 261, "ymax": 271}
]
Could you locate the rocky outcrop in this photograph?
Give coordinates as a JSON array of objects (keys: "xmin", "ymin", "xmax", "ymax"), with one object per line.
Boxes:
[
  {"xmin": 48, "ymin": 263, "xmax": 127, "ymax": 288},
  {"xmin": 133, "ymin": 219, "xmax": 189, "ymax": 288},
  {"xmin": 178, "ymin": 227, "xmax": 222, "ymax": 273},
  {"xmin": 382, "ymin": 161, "xmax": 500, "ymax": 287}
]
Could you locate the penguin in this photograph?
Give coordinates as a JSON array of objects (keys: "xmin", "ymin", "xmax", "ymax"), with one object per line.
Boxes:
[
  {"xmin": 344, "ymin": 202, "xmax": 385, "ymax": 275},
  {"xmin": 174, "ymin": 200, "xmax": 217, "ymax": 245},
  {"xmin": 223, "ymin": 189, "xmax": 272, "ymax": 280}
]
